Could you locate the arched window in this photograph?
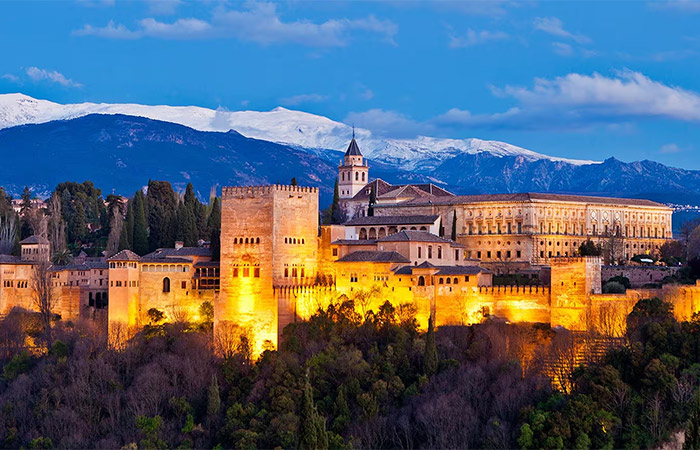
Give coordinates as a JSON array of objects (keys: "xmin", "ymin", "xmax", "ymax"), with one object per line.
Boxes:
[
  {"xmin": 245, "ymin": 237, "xmax": 249, "ymax": 244},
  {"xmin": 163, "ymin": 277, "xmax": 170, "ymax": 293},
  {"xmin": 418, "ymin": 276, "xmax": 425, "ymax": 286},
  {"xmin": 446, "ymin": 277, "xmax": 451, "ymax": 284},
  {"xmin": 355, "ymin": 172, "xmax": 359, "ymax": 181},
  {"xmin": 256, "ymin": 237, "xmax": 260, "ymax": 244},
  {"xmin": 439, "ymin": 277, "xmax": 444, "ymax": 284},
  {"xmin": 453, "ymin": 278, "xmax": 458, "ymax": 284},
  {"xmin": 362, "ymin": 172, "xmax": 365, "ymax": 181},
  {"xmin": 234, "ymin": 237, "xmax": 238, "ymax": 244},
  {"xmin": 359, "ymin": 228, "xmax": 367, "ymax": 240}
]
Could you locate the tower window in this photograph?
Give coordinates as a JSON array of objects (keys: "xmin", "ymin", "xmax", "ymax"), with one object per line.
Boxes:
[
  {"xmin": 163, "ymin": 277, "xmax": 170, "ymax": 293},
  {"xmin": 355, "ymin": 172, "xmax": 358, "ymax": 181},
  {"xmin": 362, "ymin": 172, "xmax": 365, "ymax": 181},
  {"xmin": 254, "ymin": 268, "xmax": 260, "ymax": 278}
]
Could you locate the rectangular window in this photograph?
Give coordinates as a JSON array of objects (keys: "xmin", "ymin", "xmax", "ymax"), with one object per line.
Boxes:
[
  {"xmin": 506, "ymin": 250, "xmax": 511, "ymax": 258},
  {"xmin": 428, "ymin": 246, "xmax": 433, "ymax": 258},
  {"xmin": 518, "ymin": 222, "xmax": 522, "ymax": 234},
  {"xmin": 540, "ymin": 251, "xmax": 544, "ymax": 258},
  {"xmin": 292, "ymin": 268, "xmax": 298, "ymax": 278},
  {"xmin": 332, "ymin": 248, "xmax": 338, "ymax": 256},
  {"xmin": 437, "ymin": 246, "xmax": 442, "ymax": 259},
  {"xmin": 233, "ymin": 268, "xmax": 239, "ymax": 277},
  {"xmin": 517, "ymin": 250, "xmax": 522, "ymax": 258},
  {"xmin": 181, "ymin": 281, "xmax": 187, "ymax": 289},
  {"xmin": 507, "ymin": 223, "xmax": 511, "ymax": 234},
  {"xmin": 243, "ymin": 268, "xmax": 250, "ymax": 277},
  {"xmin": 455, "ymin": 250, "xmax": 459, "ymax": 260},
  {"xmin": 418, "ymin": 247, "xmax": 422, "ymax": 258},
  {"xmin": 464, "ymin": 276, "xmax": 470, "ymax": 282},
  {"xmin": 284, "ymin": 268, "xmax": 289, "ymax": 277},
  {"xmin": 496, "ymin": 251, "xmax": 501, "ymax": 259},
  {"xmin": 487, "ymin": 251, "xmax": 491, "ymax": 259},
  {"xmin": 254, "ymin": 268, "xmax": 260, "ymax": 278},
  {"xmin": 477, "ymin": 251, "xmax": 482, "ymax": 258}
]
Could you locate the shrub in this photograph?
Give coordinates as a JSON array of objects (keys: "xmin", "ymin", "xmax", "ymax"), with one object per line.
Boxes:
[
  {"xmin": 607, "ymin": 275, "xmax": 631, "ymax": 289},
  {"xmin": 603, "ymin": 281, "xmax": 626, "ymax": 294},
  {"xmin": 2, "ymin": 351, "xmax": 31, "ymax": 380}
]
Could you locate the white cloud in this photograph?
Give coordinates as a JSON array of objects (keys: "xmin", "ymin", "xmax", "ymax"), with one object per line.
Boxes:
[
  {"xmin": 345, "ymin": 109, "xmax": 433, "ymax": 137},
  {"xmin": 660, "ymin": 143, "xmax": 686, "ymax": 154},
  {"xmin": 351, "ymin": 70, "xmax": 700, "ymax": 137},
  {"xmin": 146, "ymin": 0, "xmax": 182, "ymax": 15},
  {"xmin": 449, "ymin": 29, "xmax": 509, "ymax": 48},
  {"xmin": 551, "ymin": 42, "xmax": 573, "ymax": 56},
  {"xmin": 74, "ymin": 20, "xmax": 141, "ymax": 39},
  {"xmin": 280, "ymin": 93, "xmax": 328, "ymax": 106},
  {"xmin": 360, "ymin": 88, "xmax": 374, "ymax": 101},
  {"xmin": 75, "ymin": 2, "xmax": 398, "ymax": 47},
  {"xmin": 25, "ymin": 67, "xmax": 83, "ymax": 88},
  {"xmin": 650, "ymin": 0, "xmax": 700, "ymax": 12},
  {"xmin": 1, "ymin": 74, "xmax": 19, "ymax": 82},
  {"xmin": 533, "ymin": 17, "xmax": 591, "ymax": 44}
]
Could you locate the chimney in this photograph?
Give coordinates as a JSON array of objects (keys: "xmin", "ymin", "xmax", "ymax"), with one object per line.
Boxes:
[{"xmin": 175, "ymin": 241, "xmax": 184, "ymax": 250}]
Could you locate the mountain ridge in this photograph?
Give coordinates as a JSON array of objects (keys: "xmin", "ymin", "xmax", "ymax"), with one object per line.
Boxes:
[{"xmin": 0, "ymin": 93, "xmax": 596, "ymax": 172}]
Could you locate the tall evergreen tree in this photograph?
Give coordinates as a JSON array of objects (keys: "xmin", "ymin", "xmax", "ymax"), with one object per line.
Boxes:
[
  {"xmin": 299, "ymin": 370, "xmax": 328, "ymax": 450},
  {"xmin": 147, "ymin": 181, "xmax": 178, "ymax": 251},
  {"xmin": 291, "ymin": 177, "xmax": 298, "ymax": 186},
  {"xmin": 176, "ymin": 200, "xmax": 198, "ymax": 247},
  {"xmin": 124, "ymin": 199, "xmax": 134, "ymax": 249},
  {"xmin": 424, "ymin": 314, "xmax": 438, "ymax": 376},
  {"xmin": 368, "ymin": 184, "xmax": 376, "ymax": 217},
  {"xmin": 20, "ymin": 186, "xmax": 33, "ymax": 239},
  {"xmin": 451, "ymin": 210, "xmax": 457, "ymax": 241},
  {"xmin": 331, "ymin": 178, "xmax": 342, "ymax": 224},
  {"xmin": 70, "ymin": 201, "xmax": 88, "ymax": 243},
  {"xmin": 132, "ymin": 191, "xmax": 149, "ymax": 255},
  {"xmin": 206, "ymin": 197, "xmax": 221, "ymax": 236}
]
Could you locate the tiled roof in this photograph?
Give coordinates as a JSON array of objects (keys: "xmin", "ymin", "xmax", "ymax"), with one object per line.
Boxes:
[
  {"xmin": 343, "ymin": 215, "xmax": 439, "ymax": 226},
  {"xmin": 140, "ymin": 257, "xmax": 194, "ymax": 264},
  {"xmin": 331, "ymin": 239, "xmax": 378, "ymax": 245},
  {"xmin": 381, "ymin": 192, "xmax": 668, "ymax": 208},
  {"xmin": 349, "ymin": 179, "xmax": 454, "ymax": 202},
  {"xmin": 19, "ymin": 235, "xmax": 49, "ymax": 245},
  {"xmin": 393, "ymin": 264, "xmax": 490, "ymax": 276},
  {"xmin": 377, "ymin": 230, "xmax": 465, "ymax": 247},
  {"xmin": 194, "ymin": 261, "xmax": 221, "ymax": 268},
  {"xmin": 142, "ymin": 247, "xmax": 211, "ymax": 259},
  {"xmin": 345, "ymin": 137, "xmax": 362, "ymax": 156},
  {"xmin": 108, "ymin": 249, "xmax": 141, "ymax": 261},
  {"xmin": 0, "ymin": 255, "xmax": 24, "ymax": 264},
  {"xmin": 336, "ymin": 251, "xmax": 410, "ymax": 263}
]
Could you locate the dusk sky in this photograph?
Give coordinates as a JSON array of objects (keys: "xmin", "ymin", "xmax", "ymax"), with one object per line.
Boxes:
[{"xmin": 3, "ymin": 1, "xmax": 700, "ymax": 168}]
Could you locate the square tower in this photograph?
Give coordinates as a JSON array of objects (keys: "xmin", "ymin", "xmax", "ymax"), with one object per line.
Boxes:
[{"xmin": 217, "ymin": 184, "xmax": 319, "ymax": 354}]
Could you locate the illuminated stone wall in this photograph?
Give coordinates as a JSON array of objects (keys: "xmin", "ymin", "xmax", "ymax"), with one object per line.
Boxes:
[
  {"xmin": 218, "ymin": 185, "xmax": 319, "ymax": 354},
  {"xmin": 602, "ymin": 265, "xmax": 681, "ymax": 288}
]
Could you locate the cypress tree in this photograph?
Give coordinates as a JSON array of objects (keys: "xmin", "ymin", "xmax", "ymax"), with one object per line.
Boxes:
[
  {"xmin": 176, "ymin": 200, "xmax": 198, "ymax": 247},
  {"xmin": 147, "ymin": 181, "xmax": 178, "ymax": 251},
  {"xmin": 71, "ymin": 201, "xmax": 88, "ymax": 242},
  {"xmin": 451, "ymin": 210, "xmax": 457, "ymax": 241},
  {"xmin": 125, "ymin": 199, "xmax": 134, "ymax": 249},
  {"xmin": 330, "ymin": 178, "xmax": 341, "ymax": 224},
  {"xmin": 299, "ymin": 369, "xmax": 328, "ymax": 450},
  {"xmin": 424, "ymin": 314, "xmax": 438, "ymax": 376},
  {"xmin": 368, "ymin": 184, "xmax": 376, "ymax": 217},
  {"xmin": 132, "ymin": 191, "xmax": 149, "ymax": 255},
  {"xmin": 207, "ymin": 197, "xmax": 221, "ymax": 235},
  {"xmin": 118, "ymin": 220, "xmax": 129, "ymax": 251},
  {"xmin": 291, "ymin": 177, "xmax": 298, "ymax": 186},
  {"xmin": 207, "ymin": 374, "xmax": 221, "ymax": 418}
]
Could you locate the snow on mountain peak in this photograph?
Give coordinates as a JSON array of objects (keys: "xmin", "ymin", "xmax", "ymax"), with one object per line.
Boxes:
[{"xmin": 0, "ymin": 93, "xmax": 597, "ymax": 169}]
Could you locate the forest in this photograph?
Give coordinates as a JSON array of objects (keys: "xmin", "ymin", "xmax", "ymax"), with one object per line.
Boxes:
[
  {"xmin": 1, "ymin": 296, "xmax": 700, "ymax": 449},
  {"xmin": 0, "ymin": 180, "xmax": 221, "ymax": 261}
]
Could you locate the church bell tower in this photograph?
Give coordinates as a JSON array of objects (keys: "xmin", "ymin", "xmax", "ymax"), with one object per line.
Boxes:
[{"xmin": 338, "ymin": 131, "xmax": 369, "ymax": 199}]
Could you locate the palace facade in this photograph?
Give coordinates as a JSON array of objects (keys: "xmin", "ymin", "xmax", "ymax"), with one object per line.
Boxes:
[{"xmin": 0, "ymin": 137, "xmax": 687, "ymax": 356}]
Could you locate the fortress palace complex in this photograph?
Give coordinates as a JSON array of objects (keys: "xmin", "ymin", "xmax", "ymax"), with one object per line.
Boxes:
[{"xmin": 0, "ymin": 137, "xmax": 690, "ymax": 355}]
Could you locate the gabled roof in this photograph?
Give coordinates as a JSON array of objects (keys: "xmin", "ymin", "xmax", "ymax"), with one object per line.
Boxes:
[
  {"xmin": 349, "ymin": 179, "xmax": 454, "ymax": 202},
  {"xmin": 108, "ymin": 249, "xmax": 141, "ymax": 261},
  {"xmin": 384, "ymin": 192, "xmax": 669, "ymax": 209},
  {"xmin": 336, "ymin": 251, "xmax": 410, "ymax": 263},
  {"xmin": 19, "ymin": 235, "xmax": 49, "ymax": 245},
  {"xmin": 377, "ymin": 230, "xmax": 465, "ymax": 247},
  {"xmin": 345, "ymin": 137, "xmax": 362, "ymax": 156},
  {"xmin": 140, "ymin": 257, "xmax": 193, "ymax": 264},
  {"xmin": 343, "ymin": 215, "xmax": 439, "ymax": 226},
  {"xmin": 0, "ymin": 254, "xmax": 25, "ymax": 264}
]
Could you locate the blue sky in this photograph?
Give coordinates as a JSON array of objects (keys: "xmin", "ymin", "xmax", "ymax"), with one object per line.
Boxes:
[{"xmin": 3, "ymin": 0, "xmax": 700, "ymax": 168}]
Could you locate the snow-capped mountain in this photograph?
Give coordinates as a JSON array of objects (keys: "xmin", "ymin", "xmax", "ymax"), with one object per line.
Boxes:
[{"xmin": 0, "ymin": 93, "xmax": 596, "ymax": 170}]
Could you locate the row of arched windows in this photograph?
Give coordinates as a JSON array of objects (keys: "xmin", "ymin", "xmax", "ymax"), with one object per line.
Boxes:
[
  {"xmin": 233, "ymin": 237, "xmax": 260, "ymax": 245},
  {"xmin": 284, "ymin": 237, "xmax": 306, "ymax": 244},
  {"xmin": 341, "ymin": 171, "xmax": 366, "ymax": 182},
  {"xmin": 142, "ymin": 264, "xmax": 189, "ymax": 273}
]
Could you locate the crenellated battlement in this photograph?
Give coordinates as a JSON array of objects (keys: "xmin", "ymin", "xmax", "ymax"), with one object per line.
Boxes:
[
  {"xmin": 477, "ymin": 285, "xmax": 550, "ymax": 295},
  {"xmin": 550, "ymin": 256, "xmax": 602, "ymax": 264},
  {"xmin": 222, "ymin": 184, "xmax": 319, "ymax": 198}
]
